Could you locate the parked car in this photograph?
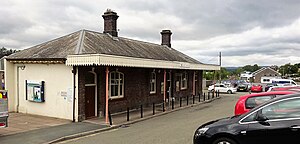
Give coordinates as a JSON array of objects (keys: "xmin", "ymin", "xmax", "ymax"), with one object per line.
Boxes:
[
  {"xmin": 268, "ymin": 85, "xmax": 300, "ymax": 92},
  {"xmin": 264, "ymin": 83, "xmax": 277, "ymax": 91},
  {"xmin": 234, "ymin": 91, "xmax": 297, "ymax": 115},
  {"xmin": 250, "ymin": 84, "xmax": 263, "ymax": 92},
  {"xmin": 193, "ymin": 93, "xmax": 300, "ymax": 144},
  {"xmin": 237, "ymin": 83, "xmax": 250, "ymax": 92},
  {"xmin": 208, "ymin": 83, "xmax": 237, "ymax": 94}
]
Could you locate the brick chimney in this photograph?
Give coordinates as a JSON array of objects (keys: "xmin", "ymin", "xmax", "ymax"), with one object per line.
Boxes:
[
  {"xmin": 102, "ymin": 9, "xmax": 119, "ymax": 37},
  {"xmin": 160, "ymin": 30, "xmax": 172, "ymax": 47}
]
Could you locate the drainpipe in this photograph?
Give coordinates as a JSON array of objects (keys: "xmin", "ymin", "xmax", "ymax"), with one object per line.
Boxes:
[
  {"xmin": 193, "ymin": 71, "xmax": 195, "ymax": 96},
  {"xmin": 105, "ymin": 67, "xmax": 109, "ymax": 124},
  {"xmin": 164, "ymin": 70, "xmax": 166, "ymax": 102},
  {"xmin": 72, "ymin": 66, "xmax": 77, "ymax": 122},
  {"xmin": 16, "ymin": 65, "xmax": 25, "ymax": 113}
]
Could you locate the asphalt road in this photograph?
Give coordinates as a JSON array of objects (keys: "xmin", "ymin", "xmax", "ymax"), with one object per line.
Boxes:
[{"xmin": 60, "ymin": 92, "xmax": 245, "ymax": 144}]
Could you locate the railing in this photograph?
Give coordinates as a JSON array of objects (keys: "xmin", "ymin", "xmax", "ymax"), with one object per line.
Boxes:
[{"xmin": 108, "ymin": 90, "xmax": 221, "ymax": 126}]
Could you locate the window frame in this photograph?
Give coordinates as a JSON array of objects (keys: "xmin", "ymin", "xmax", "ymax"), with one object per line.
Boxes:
[
  {"xmin": 150, "ymin": 72, "xmax": 156, "ymax": 94},
  {"xmin": 240, "ymin": 97, "xmax": 300, "ymax": 124},
  {"xmin": 109, "ymin": 71, "xmax": 124, "ymax": 99},
  {"xmin": 180, "ymin": 72, "xmax": 188, "ymax": 90}
]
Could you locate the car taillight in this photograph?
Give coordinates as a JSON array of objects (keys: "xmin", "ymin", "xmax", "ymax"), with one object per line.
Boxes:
[
  {"xmin": 0, "ymin": 123, "xmax": 6, "ymax": 127},
  {"xmin": 1, "ymin": 92, "xmax": 7, "ymax": 99}
]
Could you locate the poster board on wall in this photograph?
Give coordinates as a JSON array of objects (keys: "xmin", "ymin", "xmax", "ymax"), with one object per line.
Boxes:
[{"xmin": 26, "ymin": 80, "xmax": 45, "ymax": 102}]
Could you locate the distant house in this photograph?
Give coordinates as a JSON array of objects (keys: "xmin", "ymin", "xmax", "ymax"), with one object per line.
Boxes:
[
  {"xmin": 252, "ymin": 67, "xmax": 281, "ymax": 83},
  {"xmin": 5, "ymin": 10, "xmax": 220, "ymax": 122},
  {"xmin": 240, "ymin": 71, "xmax": 252, "ymax": 81}
]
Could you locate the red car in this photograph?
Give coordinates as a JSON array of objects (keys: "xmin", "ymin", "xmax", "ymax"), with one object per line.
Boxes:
[
  {"xmin": 234, "ymin": 91, "xmax": 297, "ymax": 115},
  {"xmin": 269, "ymin": 85, "xmax": 300, "ymax": 91},
  {"xmin": 250, "ymin": 84, "xmax": 263, "ymax": 92}
]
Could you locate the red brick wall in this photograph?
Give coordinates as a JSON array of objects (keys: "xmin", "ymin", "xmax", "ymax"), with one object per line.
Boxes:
[{"xmin": 77, "ymin": 66, "xmax": 203, "ymax": 120}]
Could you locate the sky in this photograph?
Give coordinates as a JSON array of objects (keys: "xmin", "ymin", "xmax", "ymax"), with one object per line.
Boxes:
[{"xmin": 1, "ymin": 0, "xmax": 300, "ymax": 67}]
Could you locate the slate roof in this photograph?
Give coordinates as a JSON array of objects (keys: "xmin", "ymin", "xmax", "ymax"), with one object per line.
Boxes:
[
  {"xmin": 7, "ymin": 30, "xmax": 202, "ymax": 64},
  {"xmin": 252, "ymin": 67, "xmax": 280, "ymax": 76}
]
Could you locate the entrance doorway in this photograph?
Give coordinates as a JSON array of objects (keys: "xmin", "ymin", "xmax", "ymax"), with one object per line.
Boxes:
[
  {"xmin": 85, "ymin": 86, "xmax": 95, "ymax": 118},
  {"xmin": 84, "ymin": 70, "xmax": 97, "ymax": 119}
]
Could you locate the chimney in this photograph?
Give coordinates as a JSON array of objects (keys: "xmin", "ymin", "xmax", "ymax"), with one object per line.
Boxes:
[
  {"xmin": 160, "ymin": 30, "xmax": 172, "ymax": 47},
  {"xmin": 102, "ymin": 9, "xmax": 119, "ymax": 37}
]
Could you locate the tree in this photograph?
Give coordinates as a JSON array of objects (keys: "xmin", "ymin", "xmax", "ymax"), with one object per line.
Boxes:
[
  {"xmin": 0, "ymin": 47, "xmax": 18, "ymax": 58},
  {"xmin": 279, "ymin": 63, "xmax": 298, "ymax": 76}
]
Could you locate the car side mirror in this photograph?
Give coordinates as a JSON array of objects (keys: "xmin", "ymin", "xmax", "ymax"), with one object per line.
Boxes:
[{"xmin": 256, "ymin": 111, "xmax": 270, "ymax": 125}]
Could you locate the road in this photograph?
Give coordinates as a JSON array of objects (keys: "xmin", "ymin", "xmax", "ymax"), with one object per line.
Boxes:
[{"xmin": 60, "ymin": 92, "xmax": 245, "ymax": 144}]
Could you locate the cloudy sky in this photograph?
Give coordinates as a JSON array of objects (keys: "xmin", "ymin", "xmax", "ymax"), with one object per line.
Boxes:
[{"xmin": 1, "ymin": 0, "xmax": 300, "ymax": 67}]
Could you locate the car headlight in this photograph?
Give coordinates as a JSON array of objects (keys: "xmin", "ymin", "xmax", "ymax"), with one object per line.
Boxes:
[{"xmin": 195, "ymin": 127, "xmax": 209, "ymax": 137}]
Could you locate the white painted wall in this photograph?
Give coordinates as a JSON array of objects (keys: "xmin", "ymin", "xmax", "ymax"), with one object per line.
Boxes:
[
  {"xmin": 4, "ymin": 60, "xmax": 15, "ymax": 112},
  {"xmin": 5, "ymin": 63, "xmax": 78, "ymax": 121}
]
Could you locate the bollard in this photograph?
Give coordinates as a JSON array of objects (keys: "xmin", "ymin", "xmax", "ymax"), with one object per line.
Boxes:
[
  {"xmin": 141, "ymin": 105, "xmax": 143, "ymax": 118},
  {"xmin": 198, "ymin": 93, "xmax": 201, "ymax": 102},
  {"xmin": 187, "ymin": 95, "xmax": 189, "ymax": 106},
  {"xmin": 208, "ymin": 92, "xmax": 210, "ymax": 100},
  {"xmin": 203, "ymin": 93, "xmax": 206, "ymax": 101},
  {"xmin": 172, "ymin": 97, "xmax": 174, "ymax": 110},
  {"xmin": 108, "ymin": 111, "xmax": 113, "ymax": 126},
  {"xmin": 180, "ymin": 97, "xmax": 182, "ymax": 107},
  {"xmin": 163, "ymin": 101, "xmax": 165, "ymax": 112},
  {"xmin": 193, "ymin": 95, "xmax": 195, "ymax": 104},
  {"xmin": 218, "ymin": 90, "xmax": 220, "ymax": 97},
  {"xmin": 153, "ymin": 103, "xmax": 155, "ymax": 115},
  {"xmin": 127, "ymin": 107, "xmax": 130, "ymax": 121}
]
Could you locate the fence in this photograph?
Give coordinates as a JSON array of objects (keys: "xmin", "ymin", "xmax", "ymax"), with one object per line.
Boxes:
[{"xmin": 108, "ymin": 90, "xmax": 221, "ymax": 126}]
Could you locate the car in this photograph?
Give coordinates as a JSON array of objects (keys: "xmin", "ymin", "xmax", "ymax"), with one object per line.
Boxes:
[
  {"xmin": 234, "ymin": 91, "xmax": 297, "ymax": 115},
  {"xmin": 264, "ymin": 83, "xmax": 278, "ymax": 92},
  {"xmin": 208, "ymin": 83, "xmax": 237, "ymax": 94},
  {"xmin": 250, "ymin": 84, "xmax": 263, "ymax": 92},
  {"xmin": 236, "ymin": 83, "xmax": 250, "ymax": 92},
  {"xmin": 194, "ymin": 93, "xmax": 300, "ymax": 144},
  {"xmin": 268, "ymin": 85, "xmax": 300, "ymax": 92}
]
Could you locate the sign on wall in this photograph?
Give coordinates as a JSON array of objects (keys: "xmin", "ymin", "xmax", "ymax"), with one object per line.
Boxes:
[{"xmin": 26, "ymin": 80, "xmax": 45, "ymax": 102}]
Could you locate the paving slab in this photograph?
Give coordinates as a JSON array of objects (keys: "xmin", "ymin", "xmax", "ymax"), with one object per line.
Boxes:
[{"xmin": 0, "ymin": 122, "xmax": 107, "ymax": 144}]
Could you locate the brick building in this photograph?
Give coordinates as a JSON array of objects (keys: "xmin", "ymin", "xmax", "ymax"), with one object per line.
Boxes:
[
  {"xmin": 5, "ymin": 10, "xmax": 219, "ymax": 122},
  {"xmin": 252, "ymin": 67, "xmax": 281, "ymax": 83}
]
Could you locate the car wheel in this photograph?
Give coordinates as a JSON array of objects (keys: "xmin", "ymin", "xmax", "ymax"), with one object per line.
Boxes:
[
  {"xmin": 227, "ymin": 90, "xmax": 232, "ymax": 94},
  {"xmin": 212, "ymin": 137, "xmax": 237, "ymax": 144}
]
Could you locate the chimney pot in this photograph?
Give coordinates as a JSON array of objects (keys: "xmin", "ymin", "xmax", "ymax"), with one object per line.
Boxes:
[
  {"xmin": 161, "ymin": 30, "xmax": 172, "ymax": 47},
  {"xmin": 102, "ymin": 9, "xmax": 119, "ymax": 37}
]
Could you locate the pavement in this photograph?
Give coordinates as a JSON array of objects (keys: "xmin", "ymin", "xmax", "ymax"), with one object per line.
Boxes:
[{"xmin": 0, "ymin": 91, "xmax": 221, "ymax": 144}]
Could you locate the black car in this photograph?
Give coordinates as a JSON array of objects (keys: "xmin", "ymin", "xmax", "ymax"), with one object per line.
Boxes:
[
  {"xmin": 265, "ymin": 83, "xmax": 278, "ymax": 92},
  {"xmin": 193, "ymin": 94, "xmax": 300, "ymax": 144},
  {"xmin": 237, "ymin": 84, "xmax": 249, "ymax": 92}
]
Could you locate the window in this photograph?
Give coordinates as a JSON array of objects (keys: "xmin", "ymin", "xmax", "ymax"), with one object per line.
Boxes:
[
  {"xmin": 109, "ymin": 71, "xmax": 124, "ymax": 99},
  {"xmin": 181, "ymin": 72, "xmax": 188, "ymax": 90},
  {"xmin": 261, "ymin": 98, "xmax": 300, "ymax": 120},
  {"xmin": 161, "ymin": 82, "xmax": 164, "ymax": 94},
  {"xmin": 150, "ymin": 72, "xmax": 156, "ymax": 94},
  {"xmin": 245, "ymin": 96, "xmax": 274, "ymax": 109}
]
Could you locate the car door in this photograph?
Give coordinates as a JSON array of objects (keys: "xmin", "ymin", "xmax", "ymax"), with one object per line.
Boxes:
[
  {"xmin": 238, "ymin": 111, "xmax": 268, "ymax": 144},
  {"xmin": 218, "ymin": 84, "xmax": 226, "ymax": 93},
  {"xmin": 260, "ymin": 97, "xmax": 300, "ymax": 144}
]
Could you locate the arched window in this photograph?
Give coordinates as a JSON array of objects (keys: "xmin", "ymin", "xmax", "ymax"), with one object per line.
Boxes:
[
  {"xmin": 109, "ymin": 71, "xmax": 124, "ymax": 99},
  {"xmin": 150, "ymin": 72, "xmax": 156, "ymax": 94}
]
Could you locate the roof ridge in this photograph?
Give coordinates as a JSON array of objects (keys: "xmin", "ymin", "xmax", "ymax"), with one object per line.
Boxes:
[{"xmin": 75, "ymin": 30, "xmax": 86, "ymax": 54}]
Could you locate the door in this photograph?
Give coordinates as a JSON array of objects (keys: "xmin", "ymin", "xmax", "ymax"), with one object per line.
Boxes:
[
  {"xmin": 85, "ymin": 86, "xmax": 96, "ymax": 118},
  {"xmin": 260, "ymin": 98, "xmax": 300, "ymax": 144},
  {"xmin": 166, "ymin": 72, "xmax": 172, "ymax": 102}
]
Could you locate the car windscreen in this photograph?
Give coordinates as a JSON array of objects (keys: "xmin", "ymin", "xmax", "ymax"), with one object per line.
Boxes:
[{"xmin": 245, "ymin": 96, "xmax": 274, "ymax": 109}]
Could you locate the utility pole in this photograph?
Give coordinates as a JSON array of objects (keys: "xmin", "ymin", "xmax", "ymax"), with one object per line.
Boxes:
[{"xmin": 219, "ymin": 52, "xmax": 222, "ymax": 82}]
